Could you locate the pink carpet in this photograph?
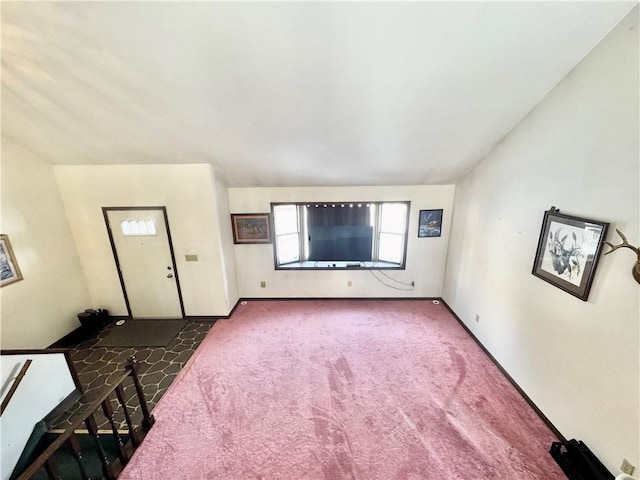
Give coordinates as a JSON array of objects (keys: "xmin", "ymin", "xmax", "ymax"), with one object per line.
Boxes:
[{"xmin": 119, "ymin": 300, "xmax": 565, "ymax": 479}]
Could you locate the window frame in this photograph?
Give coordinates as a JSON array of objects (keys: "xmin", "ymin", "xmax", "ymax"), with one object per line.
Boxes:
[
  {"xmin": 272, "ymin": 204, "xmax": 302, "ymax": 266},
  {"xmin": 271, "ymin": 201, "xmax": 410, "ymax": 270}
]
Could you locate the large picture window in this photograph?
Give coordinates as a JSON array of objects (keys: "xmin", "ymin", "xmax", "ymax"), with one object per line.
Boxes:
[{"xmin": 272, "ymin": 202, "xmax": 410, "ymax": 269}]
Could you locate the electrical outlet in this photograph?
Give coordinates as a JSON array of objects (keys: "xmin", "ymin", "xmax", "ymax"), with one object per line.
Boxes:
[
  {"xmin": 621, "ymin": 458, "xmax": 635, "ymax": 475},
  {"xmin": 347, "ymin": 281, "xmax": 352, "ymax": 287},
  {"xmin": 260, "ymin": 281, "xmax": 266, "ymax": 288},
  {"xmin": 475, "ymin": 314, "xmax": 480, "ymax": 323}
]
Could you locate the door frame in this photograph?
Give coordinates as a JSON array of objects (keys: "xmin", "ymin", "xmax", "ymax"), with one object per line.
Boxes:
[{"xmin": 102, "ymin": 206, "xmax": 185, "ymax": 319}]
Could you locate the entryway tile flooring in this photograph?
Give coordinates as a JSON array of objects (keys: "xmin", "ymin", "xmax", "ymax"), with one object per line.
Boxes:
[{"xmin": 51, "ymin": 320, "xmax": 215, "ymax": 430}]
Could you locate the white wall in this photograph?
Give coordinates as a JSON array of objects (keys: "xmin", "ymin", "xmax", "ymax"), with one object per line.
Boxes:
[
  {"xmin": 54, "ymin": 164, "xmax": 231, "ymax": 317},
  {"xmin": 443, "ymin": 8, "xmax": 639, "ymax": 474},
  {"xmin": 212, "ymin": 171, "xmax": 239, "ymax": 311},
  {"xmin": 229, "ymin": 185, "xmax": 454, "ymax": 298},
  {"xmin": 0, "ymin": 352, "xmax": 77, "ymax": 480},
  {"xmin": 0, "ymin": 141, "xmax": 91, "ymax": 348}
]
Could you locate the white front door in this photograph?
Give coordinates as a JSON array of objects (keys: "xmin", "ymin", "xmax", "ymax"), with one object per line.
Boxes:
[{"xmin": 105, "ymin": 208, "xmax": 183, "ymax": 319}]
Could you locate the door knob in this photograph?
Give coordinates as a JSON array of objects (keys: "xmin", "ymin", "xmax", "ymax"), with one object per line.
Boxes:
[{"xmin": 167, "ymin": 273, "xmax": 174, "ymax": 278}]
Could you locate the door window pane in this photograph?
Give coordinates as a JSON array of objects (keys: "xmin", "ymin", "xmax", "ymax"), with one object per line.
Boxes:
[{"xmin": 120, "ymin": 220, "xmax": 157, "ymax": 236}]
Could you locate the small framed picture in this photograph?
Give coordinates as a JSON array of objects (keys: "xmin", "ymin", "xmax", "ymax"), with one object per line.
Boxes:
[
  {"xmin": 231, "ymin": 213, "xmax": 272, "ymax": 244},
  {"xmin": 532, "ymin": 209, "xmax": 608, "ymax": 301},
  {"xmin": 418, "ymin": 209, "xmax": 443, "ymax": 238},
  {"xmin": 1, "ymin": 234, "xmax": 23, "ymax": 287}
]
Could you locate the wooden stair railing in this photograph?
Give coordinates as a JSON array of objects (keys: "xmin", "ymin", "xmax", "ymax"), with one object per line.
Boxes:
[
  {"xmin": 0, "ymin": 359, "xmax": 33, "ymax": 415},
  {"xmin": 16, "ymin": 356, "xmax": 155, "ymax": 480}
]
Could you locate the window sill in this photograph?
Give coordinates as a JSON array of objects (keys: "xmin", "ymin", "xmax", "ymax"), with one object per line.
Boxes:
[{"xmin": 276, "ymin": 261, "xmax": 404, "ymax": 270}]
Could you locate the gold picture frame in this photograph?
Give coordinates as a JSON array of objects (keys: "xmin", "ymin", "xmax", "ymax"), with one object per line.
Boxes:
[{"xmin": 230, "ymin": 213, "xmax": 272, "ymax": 244}]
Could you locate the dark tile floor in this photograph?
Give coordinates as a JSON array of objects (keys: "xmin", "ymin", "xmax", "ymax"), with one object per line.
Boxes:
[{"xmin": 52, "ymin": 319, "xmax": 215, "ymax": 431}]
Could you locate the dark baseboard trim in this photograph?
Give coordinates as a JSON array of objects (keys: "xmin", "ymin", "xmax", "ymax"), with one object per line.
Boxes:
[
  {"xmin": 227, "ymin": 298, "xmax": 243, "ymax": 318},
  {"xmin": 238, "ymin": 297, "xmax": 439, "ymax": 302},
  {"xmin": 48, "ymin": 326, "xmax": 85, "ymax": 349},
  {"xmin": 2, "ymin": 348, "xmax": 70, "ymax": 355},
  {"xmin": 185, "ymin": 297, "xmax": 244, "ymax": 321},
  {"xmin": 440, "ymin": 299, "xmax": 565, "ymax": 442}
]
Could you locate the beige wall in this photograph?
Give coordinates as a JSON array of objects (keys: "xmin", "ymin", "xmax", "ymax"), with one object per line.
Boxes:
[
  {"xmin": 0, "ymin": 141, "xmax": 91, "ymax": 348},
  {"xmin": 212, "ymin": 171, "xmax": 239, "ymax": 311},
  {"xmin": 228, "ymin": 185, "xmax": 454, "ymax": 298},
  {"xmin": 443, "ymin": 8, "xmax": 639, "ymax": 473},
  {"xmin": 54, "ymin": 164, "xmax": 231, "ymax": 317}
]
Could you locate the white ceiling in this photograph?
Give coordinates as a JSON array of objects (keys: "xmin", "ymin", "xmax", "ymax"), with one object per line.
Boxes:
[{"xmin": 1, "ymin": 1, "xmax": 635, "ymax": 187}]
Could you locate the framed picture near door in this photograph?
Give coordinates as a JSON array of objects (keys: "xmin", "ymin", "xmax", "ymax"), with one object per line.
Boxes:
[
  {"xmin": 231, "ymin": 213, "xmax": 272, "ymax": 244},
  {"xmin": 0, "ymin": 234, "xmax": 23, "ymax": 287}
]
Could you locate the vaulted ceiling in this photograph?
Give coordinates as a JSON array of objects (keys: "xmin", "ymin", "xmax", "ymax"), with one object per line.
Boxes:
[{"xmin": 1, "ymin": 1, "xmax": 635, "ymax": 187}]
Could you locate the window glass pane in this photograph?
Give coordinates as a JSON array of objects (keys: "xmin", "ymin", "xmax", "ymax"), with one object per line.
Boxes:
[
  {"xmin": 120, "ymin": 219, "xmax": 157, "ymax": 236},
  {"xmin": 380, "ymin": 203, "xmax": 407, "ymax": 234},
  {"xmin": 379, "ymin": 232, "xmax": 403, "ymax": 264},
  {"xmin": 277, "ymin": 233, "xmax": 300, "ymax": 264},
  {"xmin": 146, "ymin": 220, "xmax": 157, "ymax": 235},
  {"xmin": 274, "ymin": 205, "xmax": 298, "ymax": 235}
]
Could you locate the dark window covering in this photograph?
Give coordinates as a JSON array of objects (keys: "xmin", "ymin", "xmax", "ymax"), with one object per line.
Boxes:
[{"xmin": 306, "ymin": 204, "xmax": 371, "ymax": 226}]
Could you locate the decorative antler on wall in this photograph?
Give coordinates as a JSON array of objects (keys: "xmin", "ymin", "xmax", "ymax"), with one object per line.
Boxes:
[{"xmin": 604, "ymin": 229, "xmax": 640, "ymax": 284}]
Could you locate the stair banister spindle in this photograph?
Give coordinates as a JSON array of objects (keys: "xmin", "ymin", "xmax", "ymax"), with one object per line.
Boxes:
[
  {"xmin": 84, "ymin": 413, "xmax": 115, "ymax": 480},
  {"xmin": 43, "ymin": 459, "xmax": 60, "ymax": 480},
  {"xmin": 101, "ymin": 396, "xmax": 128, "ymax": 464},
  {"xmin": 125, "ymin": 356, "xmax": 155, "ymax": 429},
  {"xmin": 67, "ymin": 432, "xmax": 90, "ymax": 480},
  {"xmin": 115, "ymin": 383, "xmax": 139, "ymax": 447}
]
